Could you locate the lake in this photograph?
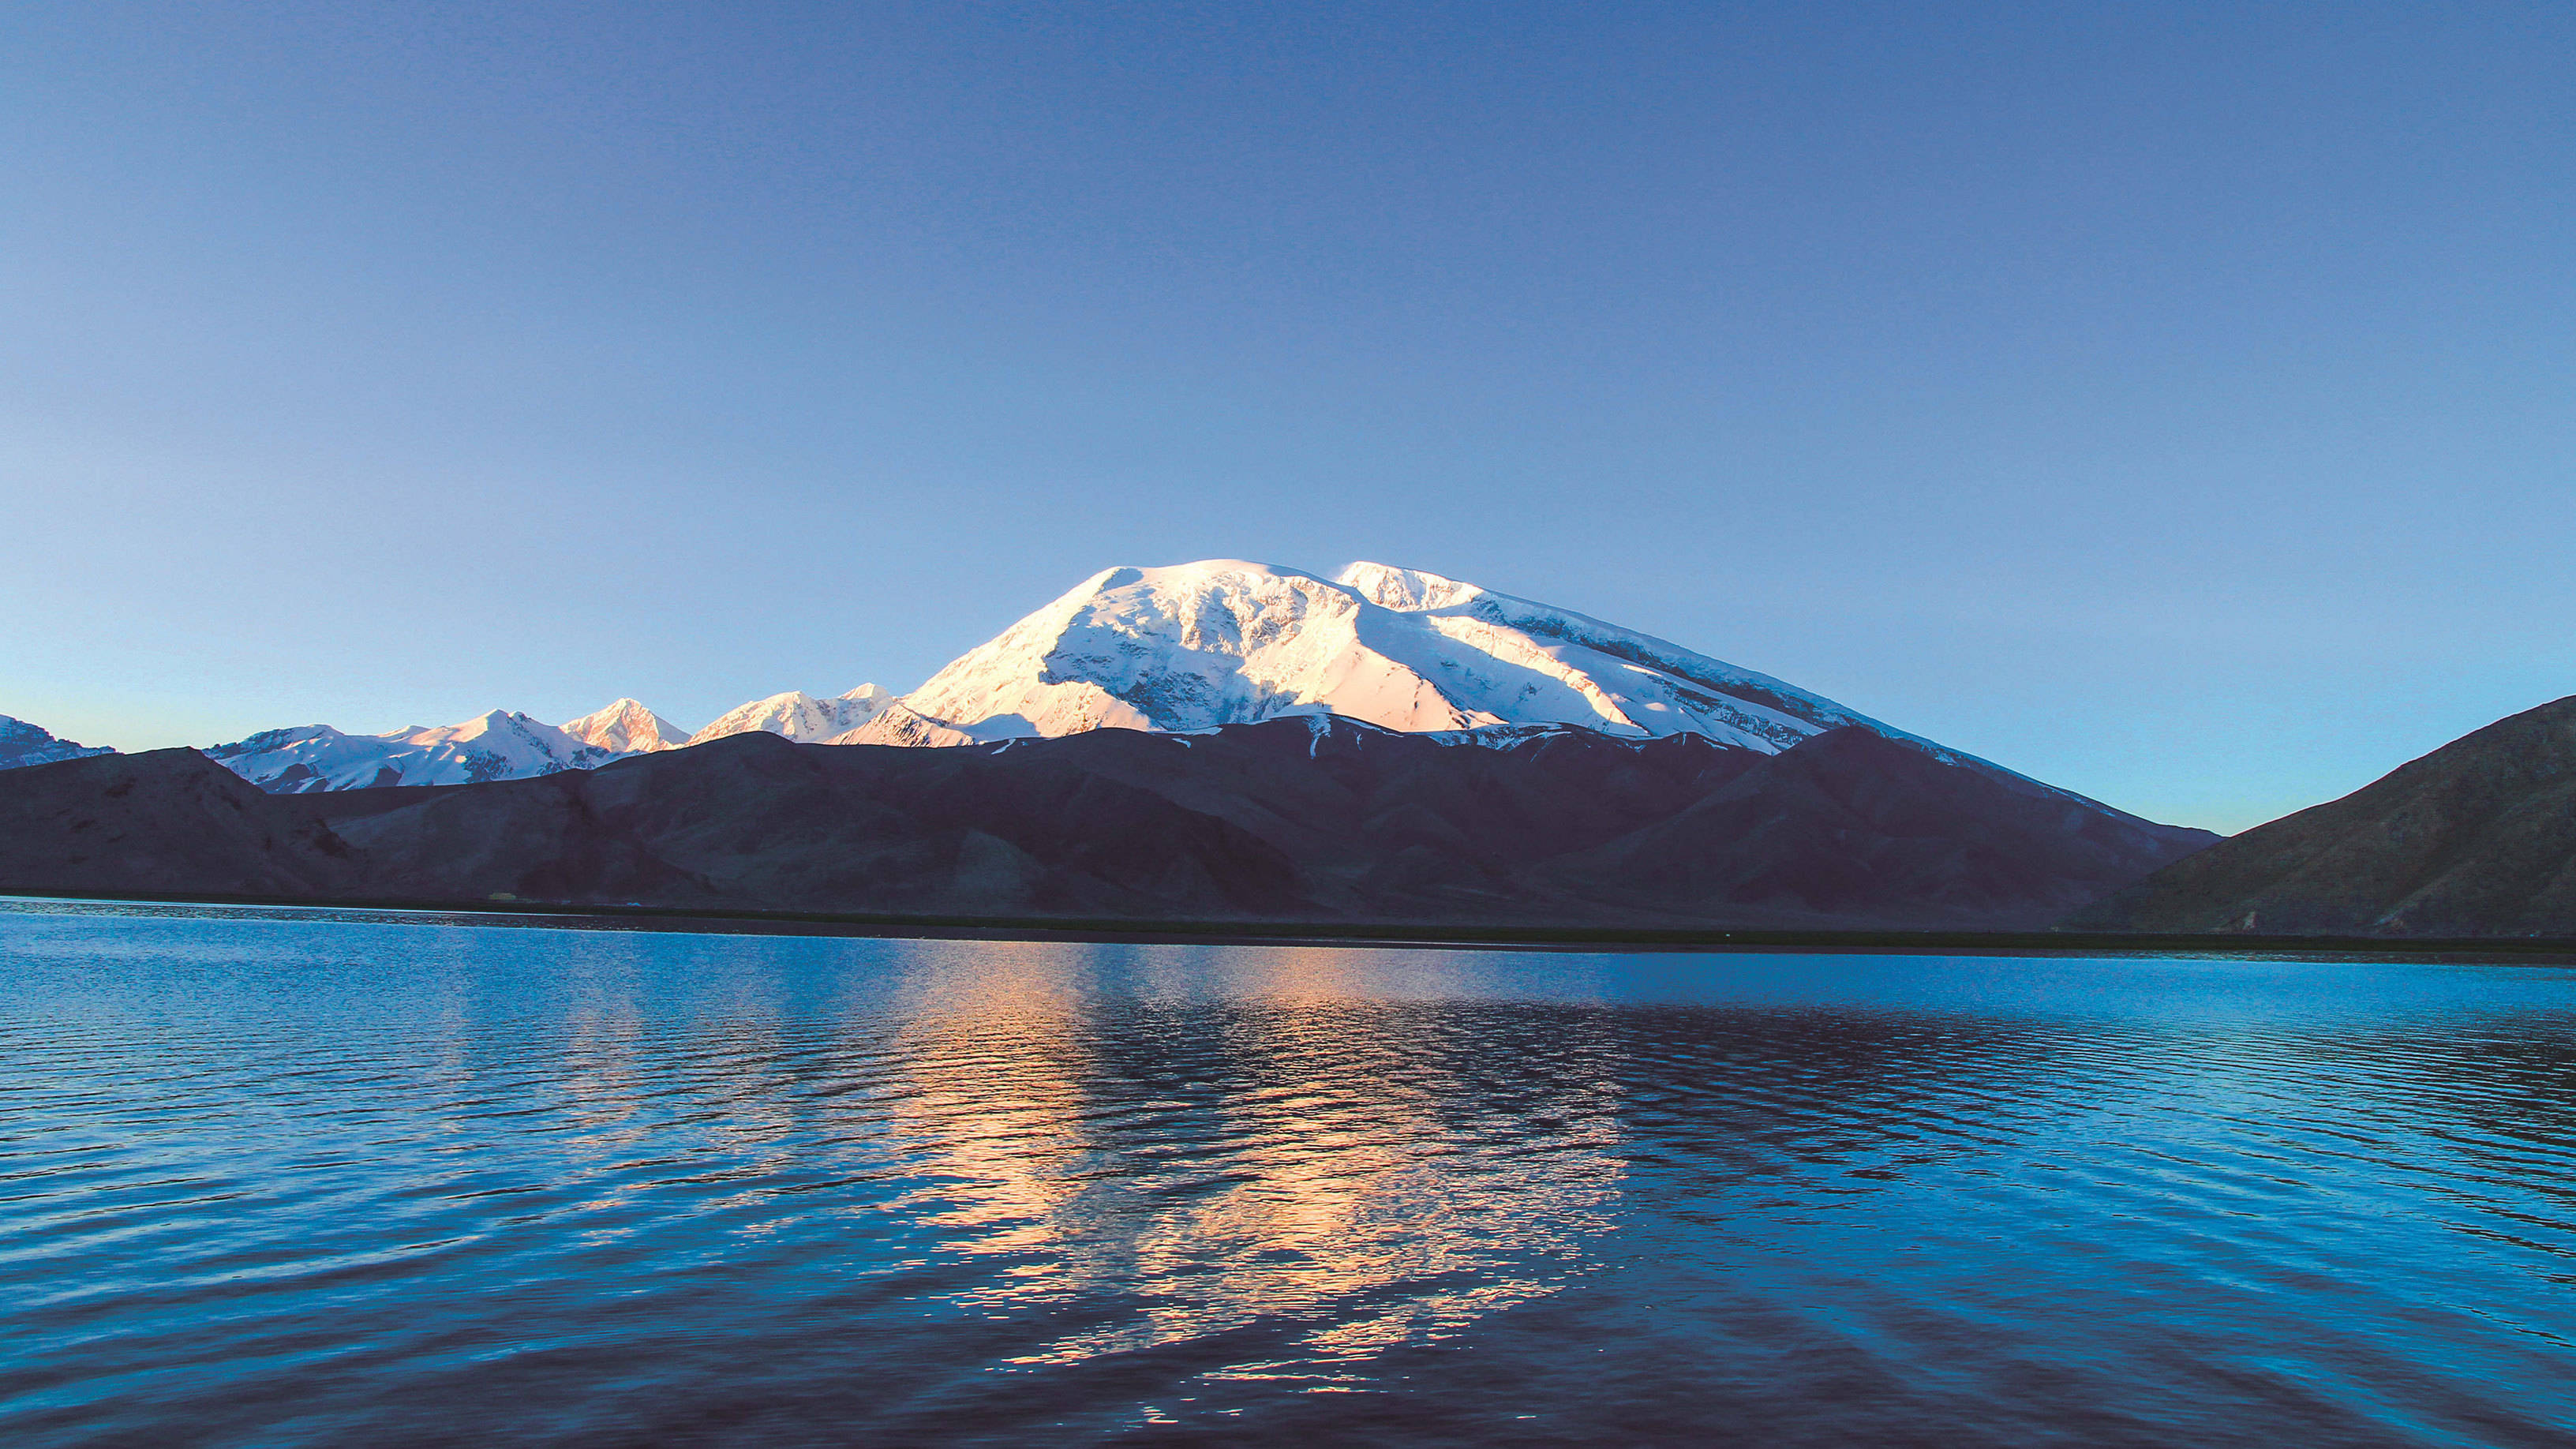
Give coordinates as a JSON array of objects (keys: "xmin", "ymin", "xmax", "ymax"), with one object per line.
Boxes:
[{"xmin": 2, "ymin": 901, "xmax": 2572, "ymax": 1446}]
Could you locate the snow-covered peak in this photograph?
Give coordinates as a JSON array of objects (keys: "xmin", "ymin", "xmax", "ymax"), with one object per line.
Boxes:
[
  {"xmin": 0, "ymin": 714, "xmax": 116, "ymax": 771},
  {"xmin": 560, "ymin": 698, "xmax": 690, "ymax": 754},
  {"xmin": 690, "ymin": 685, "xmax": 895, "ymax": 746},
  {"xmin": 844, "ymin": 558, "xmax": 1908, "ymax": 754}
]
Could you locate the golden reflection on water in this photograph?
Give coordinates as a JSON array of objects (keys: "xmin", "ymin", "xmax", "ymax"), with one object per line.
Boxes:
[
  {"xmin": 874, "ymin": 941, "xmax": 1627, "ymax": 1380},
  {"xmin": 442, "ymin": 933, "xmax": 1631, "ymax": 1376},
  {"xmin": 877, "ymin": 942, "xmax": 1103, "ymax": 1261}
]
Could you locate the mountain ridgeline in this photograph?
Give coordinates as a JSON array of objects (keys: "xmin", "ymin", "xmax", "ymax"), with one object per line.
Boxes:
[
  {"xmin": 0, "ymin": 717, "xmax": 2215, "ymax": 931},
  {"xmin": 13, "ymin": 562, "xmax": 2574, "ymax": 937},
  {"xmin": 0, "ymin": 557, "xmax": 2257, "ymax": 931},
  {"xmin": 30, "ymin": 559, "xmax": 2009, "ymax": 793}
]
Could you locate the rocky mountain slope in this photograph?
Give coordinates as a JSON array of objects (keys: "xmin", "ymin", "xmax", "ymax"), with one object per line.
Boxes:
[
  {"xmin": 2070, "ymin": 696, "xmax": 2576, "ymax": 937},
  {"xmin": 0, "ymin": 718, "xmax": 2215, "ymax": 931},
  {"xmin": 0, "ymin": 747, "xmax": 354, "ymax": 896}
]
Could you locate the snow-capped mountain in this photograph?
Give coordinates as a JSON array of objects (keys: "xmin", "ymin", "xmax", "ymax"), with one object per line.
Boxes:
[
  {"xmin": 688, "ymin": 685, "xmax": 893, "ymax": 746},
  {"xmin": 0, "ymin": 715, "xmax": 115, "ymax": 771},
  {"xmin": 182, "ymin": 557, "xmax": 1968, "ymax": 792},
  {"xmin": 208, "ymin": 710, "xmax": 616, "ymax": 792},
  {"xmin": 850, "ymin": 560, "xmax": 1911, "ymax": 754},
  {"xmin": 560, "ymin": 698, "xmax": 691, "ymax": 754}
]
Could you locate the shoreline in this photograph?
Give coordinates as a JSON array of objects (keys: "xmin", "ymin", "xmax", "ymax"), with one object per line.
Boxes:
[{"xmin": 9, "ymin": 888, "xmax": 2576, "ymax": 963}]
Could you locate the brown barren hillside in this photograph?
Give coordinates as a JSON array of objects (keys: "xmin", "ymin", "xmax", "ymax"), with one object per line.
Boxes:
[{"xmin": 2071, "ymin": 696, "xmax": 2576, "ymax": 937}]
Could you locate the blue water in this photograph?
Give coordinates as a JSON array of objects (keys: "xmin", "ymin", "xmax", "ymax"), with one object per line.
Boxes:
[{"xmin": 2, "ymin": 903, "xmax": 2573, "ymax": 1446}]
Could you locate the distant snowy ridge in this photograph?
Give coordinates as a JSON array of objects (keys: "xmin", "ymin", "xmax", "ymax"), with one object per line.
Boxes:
[
  {"xmin": 688, "ymin": 685, "xmax": 894, "ymax": 745},
  {"xmin": 847, "ymin": 560, "xmax": 1908, "ymax": 755},
  {"xmin": 0, "ymin": 715, "xmax": 115, "ymax": 771},
  {"xmin": 208, "ymin": 709, "xmax": 623, "ymax": 792},
  {"xmin": 200, "ymin": 683, "xmax": 895, "ymax": 792}
]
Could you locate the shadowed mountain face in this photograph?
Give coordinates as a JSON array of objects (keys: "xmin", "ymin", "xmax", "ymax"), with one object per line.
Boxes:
[
  {"xmin": 2072, "ymin": 696, "xmax": 2576, "ymax": 937},
  {"xmin": 0, "ymin": 718, "xmax": 2215, "ymax": 931},
  {"xmin": 0, "ymin": 748, "xmax": 358, "ymax": 897}
]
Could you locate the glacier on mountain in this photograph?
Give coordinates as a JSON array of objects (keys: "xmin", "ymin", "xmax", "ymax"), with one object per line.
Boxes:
[
  {"xmin": 848, "ymin": 560, "xmax": 1911, "ymax": 754},
  {"xmin": 0, "ymin": 715, "xmax": 116, "ymax": 771}
]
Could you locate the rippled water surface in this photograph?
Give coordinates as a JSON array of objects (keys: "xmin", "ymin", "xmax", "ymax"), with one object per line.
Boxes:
[{"xmin": 4, "ymin": 903, "xmax": 2575, "ymax": 1446}]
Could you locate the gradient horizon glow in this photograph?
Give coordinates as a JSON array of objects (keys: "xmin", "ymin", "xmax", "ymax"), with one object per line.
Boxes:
[{"xmin": 6, "ymin": 2, "xmax": 2570, "ymax": 832}]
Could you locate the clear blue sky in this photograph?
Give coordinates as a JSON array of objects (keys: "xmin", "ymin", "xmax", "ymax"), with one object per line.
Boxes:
[{"xmin": 4, "ymin": 2, "xmax": 2569, "ymax": 831}]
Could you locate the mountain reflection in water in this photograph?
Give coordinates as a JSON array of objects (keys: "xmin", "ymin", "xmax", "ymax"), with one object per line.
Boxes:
[{"xmin": 2, "ymin": 903, "xmax": 2573, "ymax": 1447}]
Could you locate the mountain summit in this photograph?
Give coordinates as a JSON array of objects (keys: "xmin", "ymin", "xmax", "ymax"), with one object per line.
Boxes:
[
  {"xmin": 560, "ymin": 698, "xmax": 690, "ymax": 754},
  {"xmin": 852, "ymin": 560, "xmax": 1905, "ymax": 752}
]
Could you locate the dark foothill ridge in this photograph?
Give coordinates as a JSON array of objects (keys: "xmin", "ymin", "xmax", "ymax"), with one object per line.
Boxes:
[
  {"xmin": 0, "ymin": 716, "xmax": 2215, "ymax": 933},
  {"xmin": 2072, "ymin": 695, "xmax": 2576, "ymax": 938}
]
